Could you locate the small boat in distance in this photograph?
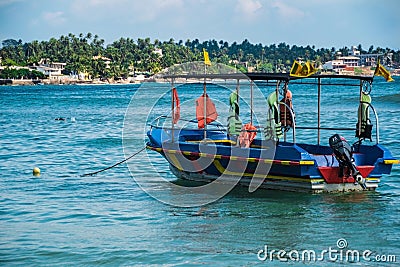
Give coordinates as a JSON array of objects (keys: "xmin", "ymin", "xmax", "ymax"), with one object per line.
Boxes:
[{"xmin": 146, "ymin": 72, "xmax": 398, "ymax": 193}]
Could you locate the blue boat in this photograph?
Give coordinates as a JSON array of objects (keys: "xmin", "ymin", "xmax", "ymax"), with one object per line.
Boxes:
[{"xmin": 146, "ymin": 73, "xmax": 398, "ymax": 193}]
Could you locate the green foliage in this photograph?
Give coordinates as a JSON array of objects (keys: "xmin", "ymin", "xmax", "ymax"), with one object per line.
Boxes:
[
  {"xmin": 1, "ymin": 33, "xmax": 399, "ymax": 79},
  {"xmin": 257, "ymin": 62, "xmax": 274, "ymax": 73},
  {"xmin": 2, "ymin": 39, "xmax": 21, "ymax": 47},
  {"xmin": 0, "ymin": 68, "xmax": 46, "ymax": 79},
  {"xmin": 3, "ymin": 58, "xmax": 17, "ymax": 66},
  {"xmin": 354, "ymin": 67, "xmax": 363, "ymax": 75}
]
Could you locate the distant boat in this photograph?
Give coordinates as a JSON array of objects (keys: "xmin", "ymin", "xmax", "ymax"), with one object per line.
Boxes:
[{"xmin": 146, "ymin": 73, "xmax": 398, "ymax": 193}]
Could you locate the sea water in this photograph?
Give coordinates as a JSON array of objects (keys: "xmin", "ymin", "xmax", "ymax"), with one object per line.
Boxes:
[{"xmin": 0, "ymin": 79, "xmax": 399, "ymax": 266}]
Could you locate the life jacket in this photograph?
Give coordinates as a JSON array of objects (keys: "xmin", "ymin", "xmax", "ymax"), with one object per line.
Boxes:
[
  {"xmin": 229, "ymin": 91, "xmax": 240, "ymax": 116},
  {"xmin": 238, "ymin": 123, "xmax": 257, "ymax": 148},
  {"xmin": 264, "ymin": 92, "xmax": 283, "ymax": 141},
  {"xmin": 227, "ymin": 92, "xmax": 242, "ymax": 135},
  {"xmin": 196, "ymin": 93, "xmax": 218, "ymax": 129},
  {"xmin": 172, "ymin": 87, "xmax": 180, "ymax": 124},
  {"xmin": 356, "ymin": 92, "xmax": 372, "ymax": 141},
  {"xmin": 279, "ymin": 89, "xmax": 295, "ymax": 130}
]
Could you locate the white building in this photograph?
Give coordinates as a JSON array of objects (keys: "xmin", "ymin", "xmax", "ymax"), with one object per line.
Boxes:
[
  {"xmin": 337, "ymin": 56, "xmax": 360, "ymax": 67},
  {"xmin": 92, "ymin": 56, "xmax": 111, "ymax": 69},
  {"xmin": 323, "ymin": 59, "xmax": 347, "ymax": 73},
  {"xmin": 153, "ymin": 48, "xmax": 163, "ymax": 57},
  {"xmin": 349, "ymin": 46, "xmax": 360, "ymax": 56},
  {"xmin": 35, "ymin": 59, "xmax": 66, "ymax": 77},
  {"xmin": 358, "ymin": 53, "xmax": 383, "ymax": 67},
  {"xmin": 349, "ymin": 46, "xmax": 385, "ymax": 67},
  {"xmin": 323, "ymin": 47, "xmax": 360, "ymax": 73}
]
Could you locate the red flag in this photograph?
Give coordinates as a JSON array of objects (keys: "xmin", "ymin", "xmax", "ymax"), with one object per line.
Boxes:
[{"xmin": 172, "ymin": 87, "xmax": 180, "ymax": 124}]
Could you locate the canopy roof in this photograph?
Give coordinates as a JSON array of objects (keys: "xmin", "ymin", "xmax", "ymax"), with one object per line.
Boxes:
[{"xmin": 159, "ymin": 73, "xmax": 374, "ymax": 82}]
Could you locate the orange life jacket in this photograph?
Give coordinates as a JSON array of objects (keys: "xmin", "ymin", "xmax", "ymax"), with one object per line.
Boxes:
[
  {"xmin": 196, "ymin": 93, "xmax": 218, "ymax": 129},
  {"xmin": 279, "ymin": 90, "xmax": 294, "ymax": 128},
  {"xmin": 238, "ymin": 123, "xmax": 257, "ymax": 148}
]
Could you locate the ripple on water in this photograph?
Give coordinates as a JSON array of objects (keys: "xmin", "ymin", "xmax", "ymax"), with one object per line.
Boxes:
[{"xmin": 1, "ymin": 83, "xmax": 400, "ymax": 266}]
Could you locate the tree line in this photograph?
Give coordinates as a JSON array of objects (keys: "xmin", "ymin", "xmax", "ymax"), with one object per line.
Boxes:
[{"xmin": 1, "ymin": 33, "xmax": 399, "ymax": 79}]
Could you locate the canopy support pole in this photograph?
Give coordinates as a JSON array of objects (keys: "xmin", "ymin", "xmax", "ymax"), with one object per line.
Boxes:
[
  {"xmin": 250, "ymin": 80, "xmax": 253, "ymax": 125},
  {"xmin": 171, "ymin": 78, "xmax": 175, "ymax": 143},
  {"xmin": 317, "ymin": 77, "xmax": 321, "ymax": 145},
  {"xmin": 236, "ymin": 79, "xmax": 240, "ymax": 105},
  {"xmin": 283, "ymin": 82, "xmax": 287, "ymax": 142},
  {"xmin": 358, "ymin": 80, "xmax": 363, "ymax": 138},
  {"xmin": 203, "ymin": 80, "xmax": 207, "ymax": 140}
]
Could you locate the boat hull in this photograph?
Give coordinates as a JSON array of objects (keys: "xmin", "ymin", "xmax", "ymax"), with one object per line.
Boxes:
[
  {"xmin": 169, "ymin": 164, "xmax": 379, "ymax": 193},
  {"xmin": 146, "ymin": 139, "xmax": 391, "ymax": 193}
]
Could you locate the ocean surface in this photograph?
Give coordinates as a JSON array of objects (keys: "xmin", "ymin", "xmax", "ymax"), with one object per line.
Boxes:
[{"xmin": 0, "ymin": 77, "xmax": 399, "ymax": 266}]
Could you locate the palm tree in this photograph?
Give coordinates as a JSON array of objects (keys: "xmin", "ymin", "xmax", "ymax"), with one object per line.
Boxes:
[{"xmin": 86, "ymin": 32, "xmax": 92, "ymax": 41}]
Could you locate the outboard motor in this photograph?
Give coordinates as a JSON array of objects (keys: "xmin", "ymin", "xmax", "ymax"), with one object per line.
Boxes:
[{"xmin": 329, "ymin": 134, "xmax": 366, "ymax": 189}]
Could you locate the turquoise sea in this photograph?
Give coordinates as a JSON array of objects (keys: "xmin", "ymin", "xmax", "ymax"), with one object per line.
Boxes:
[{"xmin": 0, "ymin": 78, "xmax": 399, "ymax": 266}]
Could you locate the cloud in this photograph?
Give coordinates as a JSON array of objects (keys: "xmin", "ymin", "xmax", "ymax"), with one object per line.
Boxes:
[
  {"xmin": 70, "ymin": 0, "xmax": 184, "ymax": 23},
  {"xmin": 42, "ymin": 11, "xmax": 66, "ymax": 25},
  {"xmin": 271, "ymin": 0, "xmax": 305, "ymax": 19},
  {"xmin": 0, "ymin": 0, "xmax": 22, "ymax": 6},
  {"xmin": 136, "ymin": 0, "xmax": 184, "ymax": 21},
  {"xmin": 87, "ymin": 0, "xmax": 111, "ymax": 5},
  {"xmin": 71, "ymin": 0, "xmax": 128, "ymax": 16},
  {"xmin": 86, "ymin": 0, "xmax": 127, "ymax": 8},
  {"xmin": 235, "ymin": 0, "xmax": 262, "ymax": 19}
]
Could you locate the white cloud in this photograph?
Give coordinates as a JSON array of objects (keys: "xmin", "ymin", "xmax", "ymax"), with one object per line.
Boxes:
[
  {"xmin": 136, "ymin": 0, "xmax": 184, "ymax": 21},
  {"xmin": 87, "ymin": 0, "xmax": 111, "ymax": 5},
  {"xmin": 70, "ymin": 0, "xmax": 128, "ymax": 16},
  {"xmin": 235, "ymin": 0, "xmax": 262, "ymax": 19},
  {"xmin": 271, "ymin": 0, "xmax": 305, "ymax": 19},
  {"xmin": 42, "ymin": 11, "xmax": 66, "ymax": 25},
  {"xmin": 0, "ymin": 0, "xmax": 22, "ymax": 6},
  {"xmin": 70, "ymin": 0, "xmax": 184, "ymax": 23},
  {"xmin": 87, "ymin": 0, "xmax": 127, "ymax": 8}
]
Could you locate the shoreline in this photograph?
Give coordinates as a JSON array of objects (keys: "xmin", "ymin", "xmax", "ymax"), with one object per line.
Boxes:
[
  {"xmin": 2, "ymin": 73, "xmax": 399, "ymax": 86},
  {"xmin": 0, "ymin": 78, "xmax": 147, "ymax": 86}
]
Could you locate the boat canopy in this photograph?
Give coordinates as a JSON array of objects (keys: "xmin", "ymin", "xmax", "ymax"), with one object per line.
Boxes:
[
  {"xmin": 157, "ymin": 72, "xmax": 379, "ymax": 145},
  {"xmin": 159, "ymin": 73, "xmax": 374, "ymax": 83}
]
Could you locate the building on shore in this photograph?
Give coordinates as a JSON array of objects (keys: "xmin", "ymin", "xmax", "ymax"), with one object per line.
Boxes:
[
  {"xmin": 322, "ymin": 59, "xmax": 347, "ymax": 73},
  {"xmin": 322, "ymin": 46, "xmax": 392, "ymax": 74},
  {"xmin": 323, "ymin": 51, "xmax": 359, "ymax": 74},
  {"xmin": 153, "ymin": 48, "xmax": 163, "ymax": 57},
  {"xmin": 92, "ymin": 56, "xmax": 111, "ymax": 69},
  {"xmin": 34, "ymin": 58, "xmax": 66, "ymax": 79}
]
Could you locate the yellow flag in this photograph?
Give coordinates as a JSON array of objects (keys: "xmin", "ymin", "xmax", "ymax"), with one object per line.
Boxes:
[
  {"xmin": 290, "ymin": 60, "xmax": 303, "ymax": 77},
  {"xmin": 306, "ymin": 61, "xmax": 318, "ymax": 76},
  {"xmin": 374, "ymin": 62, "xmax": 394, "ymax": 82},
  {"xmin": 203, "ymin": 48, "xmax": 211, "ymax": 66},
  {"xmin": 301, "ymin": 62, "xmax": 310, "ymax": 76},
  {"xmin": 290, "ymin": 60, "xmax": 317, "ymax": 77}
]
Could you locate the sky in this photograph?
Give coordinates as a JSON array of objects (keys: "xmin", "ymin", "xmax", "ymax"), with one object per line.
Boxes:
[{"xmin": 0, "ymin": 0, "xmax": 399, "ymax": 49}]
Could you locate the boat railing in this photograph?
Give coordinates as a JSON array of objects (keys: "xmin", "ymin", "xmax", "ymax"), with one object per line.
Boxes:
[
  {"xmin": 149, "ymin": 115, "xmax": 227, "ymax": 132},
  {"xmin": 150, "ymin": 115, "xmax": 168, "ymax": 128},
  {"xmin": 294, "ymin": 103, "xmax": 380, "ymax": 145},
  {"xmin": 367, "ymin": 103, "xmax": 380, "ymax": 144},
  {"xmin": 149, "ymin": 102, "xmax": 379, "ymax": 145}
]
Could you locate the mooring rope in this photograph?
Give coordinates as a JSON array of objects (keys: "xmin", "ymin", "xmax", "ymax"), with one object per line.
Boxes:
[{"xmin": 81, "ymin": 146, "xmax": 146, "ymax": 177}]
